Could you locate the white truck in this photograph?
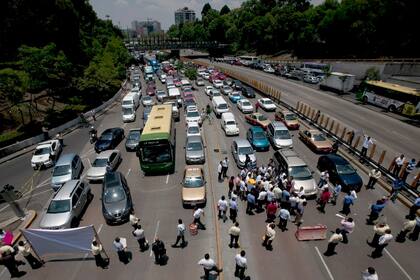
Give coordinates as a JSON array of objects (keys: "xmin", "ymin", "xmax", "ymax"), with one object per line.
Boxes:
[{"xmin": 319, "ymin": 72, "xmax": 355, "ymax": 93}]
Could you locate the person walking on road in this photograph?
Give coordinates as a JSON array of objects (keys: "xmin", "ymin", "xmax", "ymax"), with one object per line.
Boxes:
[
  {"xmin": 340, "ymin": 192, "xmax": 355, "ymax": 216},
  {"xmin": 234, "ymin": 250, "xmax": 247, "ymax": 279},
  {"xmin": 366, "ymin": 168, "xmax": 381, "ymax": 189},
  {"xmin": 318, "ymin": 171, "xmax": 329, "ymax": 188},
  {"xmin": 152, "ymin": 238, "xmax": 167, "ymax": 265},
  {"xmin": 132, "ymin": 224, "xmax": 148, "ymax": 252},
  {"xmin": 402, "ymin": 158, "xmax": 416, "ymax": 183},
  {"xmin": 113, "ymin": 237, "xmax": 129, "ymax": 264},
  {"xmin": 262, "ymin": 223, "xmax": 276, "ymax": 250},
  {"xmin": 367, "ymin": 222, "xmax": 390, "ymax": 247},
  {"xmin": 294, "ymin": 199, "xmax": 307, "ymax": 226},
  {"xmin": 392, "ymin": 154, "xmax": 405, "ymax": 177},
  {"xmin": 362, "ymin": 267, "xmax": 379, "ymax": 280},
  {"xmin": 217, "ymin": 161, "xmax": 223, "ymax": 181},
  {"xmin": 360, "ymin": 135, "xmax": 373, "ymax": 160},
  {"xmin": 198, "ymin": 253, "xmax": 223, "ymax": 280},
  {"xmin": 246, "ymin": 191, "xmax": 256, "ymax": 215},
  {"xmin": 17, "ymin": 241, "xmax": 43, "ymax": 269},
  {"xmin": 229, "ymin": 222, "xmax": 241, "ymax": 248},
  {"xmin": 366, "ymin": 199, "xmax": 387, "ymax": 225},
  {"xmin": 406, "ymin": 195, "xmax": 420, "ymax": 219},
  {"xmin": 129, "ymin": 209, "xmax": 140, "ymax": 228},
  {"xmin": 229, "ymin": 196, "xmax": 238, "ymax": 223},
  {"xmin": 370, "ymin": 229, "xmax": 392, "ymax": 258},
  {"xmin": 91, "ymin": 240, "xmax": 108, "ymax": 269},
  {"xmin": 340, "ymin": 217, "xmax": 355, "ymax": 244},
  {"xmin": 172, "ymin": 219, "xmax": 187, "ymax": 248},
  {"xmin": 317, "ymin": 188, "xmax": 331, "ymax": 214},
  {"xmin": 389, "ymin": 178, "xmax": 403, "ymax": 203},
  {"xmin": 324, "ymin": 229, "xmax": 343, "ymax": 256},
  {"xmin": 222, "ymin": 157, "xmax": 229, "ymax": 178},
  {"xmin": 330, "ymin": 183, "xmax": 342, "ymax": 205},
  {"xmin": 193, "ymin": 207, "xmax": 206, "ymax": 230},
  {"xmin": 278, "ymin": 207, "xmax": 291, "ymax": 231},
  {"xmin": 0, "ymin": 245, "xmax": 26, "ymax": 278},
  {"xmin": 228, "ymin": 176, "xmax": 235, "ymax": 198},
  {"xmin": 266, "ymin": 200, "xmax": 278, "ymax": 223},
  {"xmin": 408, "ymin": 216, "xmax": 420, "ymax": 241},
  {"xmin": 217, "ymin": 196, "xmax": 228, "ymax": 222},
  {"xmin": 396, "ymin": 215, "xmax": 416, "ymax": 243}
]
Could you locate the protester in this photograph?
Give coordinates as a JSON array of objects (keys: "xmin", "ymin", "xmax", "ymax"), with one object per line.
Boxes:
[
  {"xmin": 217, "ymin": 161, "xmax": 223, "ymax": 181},
  {"xmin": 113, "ymin": 237, "xmax": 129, "ymax": 264},
  {"xmin": 133, "ymin": 224, "xmax": 148, "ymax": 252},
  {"xmin": 402, "ymin": 158, "xmax": 416, "ymax": 182},
  {"xmin": 324, "ymin": 229, "xmax": 343, "ymax": 256},
  {"xmin": 129, "ymin": 209, "xmax": 140, "ymax": 228},
  {"xmin": 262, "ymin": 223, "xmax": 276, "ymax": 250},
  {"xmin": 0, "ymin": 244, "xmax": 25, "ymax": 278},
  {"xmin": 152, "ymin": 238, "xmax": 167, "ymax": 265},
  {"xmin": 406, "ymin": 195, "xmax": 420, "ymax": 219},
  {"xmin": 370, "ymin": 229, "xmax": 392, "ymax": 258},
  {"xmin": 360, "ymin": 135, "xmax": 373, "ymax": 160},
  {"xmin": 193, "ymin": 207, "xmax": 206, "ymax": 230},
  {"xmin": 340, "ymin": 217, "xmax": 355, "ymax": 244},
  {"xmin": 172, "ymin": 219, "xmax": 187, "ymax": 248},
  {"xmin": 17, "ymin": 241, "xmax": 43, "ymax": 269},
  {"xmin": 266, "ymin": 200, "xmax": 278, "ymax": 223},
  {"xmin": 294, "ymin": 199, "xmax": 307, "ymax": 226},
  {"xmin": 246, "ymin": 191, "xmax": 256, "ymax": 215},
  {"xmin": 317, "ymin": 188, "xmax": 331, "ymax": 214},
  {"xmin": 366, "ymin": 199, "xmax": 387, "ymax": 225},
  {"xmin": 278, "ymin": 207, "xmax": 291, "ymax": 232},
  {"xmin": 330, "ymin": 183, "xmax": 342, "ymax": 205},
  {"xmin": 229, "ymin": 196, "xmax": 238, "ymax": 223},
  {"xmin": 368, "ymin": 222, "xmax": 390, "ymax": 247},
  {"xmin": 340, "ymin": 192, "xmax": 355, "ymax": 216},
  {"xmin": 228, "ymin": 222, "xmax": 241, "ymax": 248},
  {"xmin": 392, "ymin": 154, "xmax": 405, "ymax": 177},
  {"xmin": 91, "ymin": 240, "xmax": 108, "ymax": 269},
  {"xmin": 366, "ymin": 168, "xmax": 381, "ymax": 189},
  {"xmin": 408, "ymin": 216, "xmax": 420, "ymax": 241},
  {"xmin": 198, "ymin": 253, "xmax": 223, "ymax": 280},
  {"xmin": 395, "ymin": 215, "xmax": 416, "ymax": 243},
  {"xmin": 362, "ymin": 267, "xmax": 379, "ymax": 280},
  {"xmin": 217, "ymin": 196, "xmax": 228, "ymax": 222},
  {"xmin": 234, "ymin": 250, "xmax": 247, "ymax": 279},
  {"xmin": 222, "ymin": 157, "xmax": 229, "ymax": 178}
]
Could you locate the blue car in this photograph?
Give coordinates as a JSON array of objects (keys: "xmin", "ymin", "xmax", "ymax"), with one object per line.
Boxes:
[
  {"xmin": 228, "ymin": 92, "xmax": 242, "ymax": 103},
  {"xmin": 246, "ymin": 126, "xmax": 270, "ymax": 151},
  {"xmin": 143, "ymin": 106, "xmax": 152, "ymax": 121},
  {"xmin": 317, "ymin": 154, "xmax": 363, "ymax": 192}
]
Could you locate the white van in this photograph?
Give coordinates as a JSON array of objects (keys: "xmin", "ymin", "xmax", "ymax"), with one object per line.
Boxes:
[
  {"xmin": 212, "ymin": 96, "xmax": 229, "ymax": 118},
  {"xmin": 122, "ymin": 107, "xmax": 136, "ymax": 122},
  {"xmin": 221, "ymin": 112, "xmax": 239, "ymax": 136},
  {"xmin": 168, "ymin": 87, "xmax": 182, "ymax": 107},
  {"xmin": 122, "ymin": 93, "xmax": 139, "ymax": 110}
]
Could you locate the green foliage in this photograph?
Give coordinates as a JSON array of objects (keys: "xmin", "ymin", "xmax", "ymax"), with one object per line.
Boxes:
[
  {"xmin": 184, "ymin": 67, "xmax": 197, "ymax": 81},
  {"xmin": 167, "ymin": 0, "xmax": 420, "ymax": 57},
  {"xmin": 0, "ymin": 130, "xmax": 25, "ymax": 147},
  {"xmin": 0, "ymin": 68, "xmax": 28, "ymax": 105},
  {"xmin": 364, "ymin": 67, "xmax": 381, "ymax": 81}
]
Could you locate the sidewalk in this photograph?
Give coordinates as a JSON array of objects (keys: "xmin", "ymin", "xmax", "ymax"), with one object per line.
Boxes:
[{"xmin": 0, "ymin": 210, "xmax": 37, "ymax": 245}]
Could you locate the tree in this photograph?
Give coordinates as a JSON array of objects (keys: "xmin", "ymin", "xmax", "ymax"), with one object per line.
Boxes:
[
  {"xmin": 201, "ymin": 3, "xmax": 212, "ymax": 17},
  {"xmin": 220, "ymin": 5, "xmax": 231, "ymax": 15},
  {"xmin": 0, "ymin": 68, "xmax": 28, "ymax": 124}
]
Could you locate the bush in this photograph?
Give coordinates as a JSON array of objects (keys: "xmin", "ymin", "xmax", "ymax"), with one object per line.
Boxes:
[{"xmin": 0, "ymin": 130, "xmax": 25, "ymax": 148}]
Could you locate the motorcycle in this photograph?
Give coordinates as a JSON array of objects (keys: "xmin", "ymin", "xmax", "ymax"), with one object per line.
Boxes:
[{"xmin": 90, "ymin": 132, "xmax": 97, "ymax": 144}]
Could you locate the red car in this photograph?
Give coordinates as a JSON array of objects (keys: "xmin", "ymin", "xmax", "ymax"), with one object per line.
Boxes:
[
  {"xmin": 245, "ymin": 113, "xmax": 271, "ymax": 130},
  {"xmin": 216, "ymin": 73, "xmax": 226, "ymax": 80},
  {"xmin": 146, "ymin": 85, "xmax": 156, "ymax": 96}
]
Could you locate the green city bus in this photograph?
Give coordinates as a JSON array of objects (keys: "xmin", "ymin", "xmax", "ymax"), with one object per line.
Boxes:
[{"xmin": 137, "ymin": 104, "xmax": 176, "ymax": 174}]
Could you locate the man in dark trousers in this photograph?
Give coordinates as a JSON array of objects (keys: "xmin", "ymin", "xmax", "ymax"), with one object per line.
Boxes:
[
  {"xmin": 0, "ymin": 245, "xmax": 26, "ymax": 278},
  {"xmin": 18, "ymin": 241, "xmax": 43, "ymax": 269},
  {"xmin": 324, "ymin": 229, "xmax": 343, "ymax": 256},
  {"xmin": 172, "ymin": 219, "xmax": 187, "ymax": 248},
  {"xmin": 152, "ymin": 238, "xmax": 167, "ymax": 265},
  {"xmin": 370, "ymin": 229, "xmax": 392, "ymax": 258}
]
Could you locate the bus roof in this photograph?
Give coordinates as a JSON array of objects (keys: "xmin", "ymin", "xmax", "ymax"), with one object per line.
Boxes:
[
  {"xmin": 366, "ymin": 80, "xmax": 420, "ymax": 96},
  {"xmin": 141, "ymin": 104, "xmax": 172, "ymax": 142}
]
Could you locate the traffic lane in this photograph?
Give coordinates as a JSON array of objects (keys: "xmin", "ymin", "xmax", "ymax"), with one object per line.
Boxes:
[
  {"xmin": 204, "ymin": 61, "xmax": 420, "ymax": 161},
  {"xmin": 198, "ymin": 81, "xmax": 419, "ymax": 279}
]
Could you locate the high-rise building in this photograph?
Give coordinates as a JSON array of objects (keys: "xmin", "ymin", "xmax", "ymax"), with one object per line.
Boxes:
[
  {"xmin": 175, "ymin": 7, "xmax": 196, "ymax": 25},
  {"xmin": 131, "ymin": 20, "xmax": 162, "ymax": 37}
]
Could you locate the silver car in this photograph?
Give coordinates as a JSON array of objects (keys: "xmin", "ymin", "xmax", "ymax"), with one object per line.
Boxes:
[
  {"xmin": 231, "ymin": 139, "xmax": 257, "ymax": 168},
  {"xmin": 156, "ymin": 90, "xmax": 167, "ymax": 102},
  {"xmin": 185, "ymin": 136, "xmax": 205, "ymax": 164},
  {"xmin": 125, "ymin": 129, "xmax": 142, "ymax": 151},
  {"xmin": 51, "ymin": 153, "xmax": 83, "ymax": 191},
  {"xmin": 142, "ymin": 96, "xmax": 155, "ymax": 106},
  {"xmin": 221, "ymin": 85, "xmax": 233, "ymax": 95},
  {"xmin": 86, "ymin": 150, "xmax": 121, "ymax": 181},
  {"xmin": 39, "ymin": 180, "xmax": 91, "ymax": 229}
]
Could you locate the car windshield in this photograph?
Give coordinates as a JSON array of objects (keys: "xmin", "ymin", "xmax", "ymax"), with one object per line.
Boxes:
[
  {"xmin": 143, "ymin": 97, "xmax": 151, "ymax": 101},
  {"xmin": 34, "ymin": 147, "xmax": 51, "ymax": 155},
  {"xmin": 187, "ymin": 142, "xmax": 202, "ymax": 151},
  {"xmin": 128, "ymin": 131, "xmax": 141, "ymax": 140},
  {"xmin": 226, "ymin": 121, "xmax": 236, "ymax": 126},
  {"xmin": 257, "ymin": 115, "xmax": 267, "ymax": 121},
  {"xmin": 275, "ymin": 130, "xmax": 291, "ymax": 139},
  {"xmin": 100, "ymin": 133, "xmax": 113, "ymax": 141},
  {"xmin": 104, "ymin": 187, "xmax": 126, "ymax": 203},
  {"xmin": 47, "ymin": 199, "xmax": 71, "ymax": 214},
  {"xmin": 184, "ymin": 176, "xmax": 204, "ymax": 188},
  {"xmin": 123, "ymin": 107, "xmax": 133, "ymax": 114},
  {"xmin": 242, "ymin": 101, "xmax": 251, "ymax": 106},
  {"xmin": 313, "ymin": 134, "xmax": 326, "ymax": 141},
  {"xmin": 93, "ymin": 158, "xmax": 108, "ymax": 167},
  {"xmin": 232, "ymin": 93, "xmax": 240, "ymax": 97},
  {"xmin": 223, "ymin": 86, "xmax": 230, "ymax": 90},
  {"xmin": 140, "ymin": 143, "xmax": 172, "ymax": 163},
  {"xmin": 218, "ymin": 104, "xmax": 228, "ymax": 109},
  {"xmin": 289, "ymin": 166, "xmax": 313, "ymax": 180},
  {"xmin": 122, "ymin": 100, "xmax": 132, "ymax": 105},
  {"xmin": 53, "ymin": 165, "xmax": 71, "ymax": 177},
  {"xmin": 263, "ymin": 100, "xmax": 273, "ymax": 105},
  {"xmin": 188, "ymin": 126, "xmax": 200, "ymax": 134},
  {"xmin": 336, "ymin": 164, "xmax": 356, "ymax": 175},
  {"xmin": 238, "ymin": 146, "xmax": 253, "ymax": 155},
  {"xmin": 254, "ymin": 131, "xmax": 266, "ymax": 139},
  {"xmin": 157, "ymin": 91, "xmax": 165, "ymax": 95},
  {"xmin": 285, "ymin": 114, "xmax": 297, "ymax": 121},
  {"xmin": 212, "ymin": 91, "xmax": 221, "ymax": 96},
  {"xmin": 187, "ymin": 111, "xmax": 200, "ymax": 118}
]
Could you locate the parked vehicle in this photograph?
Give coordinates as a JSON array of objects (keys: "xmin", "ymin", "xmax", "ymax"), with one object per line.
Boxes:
[
  {"xmin": 51, "ymin": 153, "xmax": 84, "ymax": 191},
  {"xmin": 31, "ymin": 140, "xmax": 62, "ymax": 170},
  {"xmin": 231, "ymin": 139, "xmax": 256, "ymax": 168},
  {"xmin": 221, "ymin": 112, "xmax": 239, "ymax": 136},
  {"xmin": 303, "ymin": 75, "xmax": 319, "ymax": 84},
  {"xmin": 319, "ymin": 72, "xmax": 355, "ymax": 93},
  {"xmin": 247, "ymin": 126, "xmax": 270, "ymax": 151},
  {"xmin": 86, "ymin": 150, "xmax": 121, "ymax": 181},
  {"xmin": 196, "ymin": 78, "xmax": 205, "ymax": 86},
  {"xmin": 181, "ymin": 166, "xmax": 206, "ymax": 208},
  {"xmin": 95, "ymin": 128, "xmax": 125, "ymax": 153}
]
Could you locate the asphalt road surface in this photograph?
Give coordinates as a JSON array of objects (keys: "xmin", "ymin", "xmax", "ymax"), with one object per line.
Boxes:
[{"xmin": 0, "ymin": 69, "xmax": 418, "ymax": 280}]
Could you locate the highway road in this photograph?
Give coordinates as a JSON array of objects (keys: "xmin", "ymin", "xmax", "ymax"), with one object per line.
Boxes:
[
  {"xmin": 200, "ymin": 60, "xmax": 420, "ymax": 170},
  {"xmin": 0, "ymin": 68, "xmax": 419, "ymax": 280}
]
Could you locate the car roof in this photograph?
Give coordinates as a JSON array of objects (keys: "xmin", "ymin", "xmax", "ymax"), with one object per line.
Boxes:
[
  {"xmin": 184, "ymin": 166, "xmax": 203, "ymax": 177},
  {"xmin": 234, "ymin": 138, "xmax": 251, "ymax": 147},
  {"xmin": 307, "ymin": 129, "xmax": 322, "ymax": 134},
  {"xmin": 104, "ymin": 172, "xmax": 123, "ymax": 188},
  {"xmin": 188, "ymin": 122, "xmax": 200, "ymax": 128},
  {"xmin": 56, "ymin": 153, "xmax": 77, "ymax": 165},
  {"xmin": 279, "ymin": 150, "xmax": 306, "ymax": 166},
  {"xmin": 249, "ymin": 126, "xmax": 264, "ymax": 132},
  {"xmin": 271, "ymin": 121, "xmax": 287, "ymax": 129},
  {"xmin": 96, "ymin": 150, "xmax": 118, "ymax": 159},
  {"xmin": 323, "ymin": 154, "xmax": 349, "ymax": 165},
  {"xmin": 252, "ymin": 112, "xmax": 263, "ymax": 117},
  {"xmin": 260, "ymin": 98, "xmax": 271, "ymax": 101},
  {"xmin": 37, "ymin": 140, "xmax": 57, "ymax": 148},
  {"xmin": 282, "ymin": 110, "xmax": 294, "ymax": 114},
  {"xmin": 53, "ymin": 180, "xmax": 80, "ymax": 200}
]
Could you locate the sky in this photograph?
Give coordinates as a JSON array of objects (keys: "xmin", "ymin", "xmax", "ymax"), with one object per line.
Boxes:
[{"xmin": 89, "ymin": 0, "xmax": 245, "ymax": 30}]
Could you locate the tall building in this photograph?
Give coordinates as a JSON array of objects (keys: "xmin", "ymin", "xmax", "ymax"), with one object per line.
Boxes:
[
  {"xmin": 175, "ymin": 7, "xmax": 196, "ymax": 25},
  {"xmin": 131, "ymin": 20, "xmax": 162, "ymax": 37}
]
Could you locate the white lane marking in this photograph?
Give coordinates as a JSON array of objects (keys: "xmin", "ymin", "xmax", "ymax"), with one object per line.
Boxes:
[
  {"xmin": 98, "ymin": 223, "xmax": 104, "ymax": 234},
  {"xmin": 384, "ymin": 248, "xmax": 413, "ymax": 280},
  {"xmin": 86, "ymin": 158, "xmax": 91, "ymax": 168},
  {"xmin": 122, "ymin": 123, "xmax": 127, "ymax": 128},
  {"xmin": 149, "ymin": 220, "xmax": 160, "ymax": 257},
  {"xmin": 126, "ymin": 168, "xmax": 131, "ymax": 177},
  {"xmin": 314, "ymin": 246, "xmax": 334, "ymax": 280},
  {"xmin": 166, "ymin": 174, "xmax": 169, "ymax": 184}
]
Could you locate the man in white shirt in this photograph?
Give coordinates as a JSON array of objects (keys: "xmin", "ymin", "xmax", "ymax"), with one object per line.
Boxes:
[
  {"xmin": 318, "ymin": 171, "xmax": 329, "ymax": 187},
  {"xmin": 234, "ymin": 250, "xmax": 247, "ymax": 279},
  {"xmin": 262, "ymin": 223, "xmax": 276, "ymax": 250},
  {"xmin": 392, "ymin": 154, "xmax": 405, "ymax": 177},
  {"xmin": 222, "ymin": 157, "xmax": 229, "ymax": 178},
  {"xmin": 217, "ymin": 196, "xmax": 228, "ymax": 222},
  {"xmin": 362, "ymin": 267, "xmax": 379, "ymax": 280},
  {"xmin": 324, "ymin": 229, "xmax": 343, "ymax": 256},
  {"xmin": 371, "ymin": 229, "xmax": 392, "ymax": 258},
  {"xmin": 193, "ymin": 207, "xmax": 206, "ymax": 230},
  {"xmin": 91, "ymin": 240, "xmax": 107, "ymax": 268},
  {"xmin": 113, "ymin": 237, "xmax": 129, "ymax": 264},
  {"xmin": 256, "ymin": 189, "xmax": 267, "ymax": 211},
  {"xmin": 133, "ymin": 224, "xmax": 148, "ymax": 251},
  {"xmin": 361, "ymin": 135, "xmax": 373, "ymax": 160},
  {"xmin": 198, "ymin": 253, "xmax": 222, "ymax": 280},
  {"xmin": 129, "ymin": 209, "xmax": 140, "ymax": 228},
  {"xmin": 228, "ymin": 222, "xmax": 241, "ymax": 248},
  {"xmin": 217, "ymin": 161, "xmax": 223, "ymax": 181},
  {"xmin": 17, "ymin": 241, "xmax": 43, "ymax": 269},
  {"xmin": 340, "ymin": 217, "xmax": 355, "ymax": 244},
  {"xmin": 172, "ymin": 219, "xmax": 187, "ymax": 248}
]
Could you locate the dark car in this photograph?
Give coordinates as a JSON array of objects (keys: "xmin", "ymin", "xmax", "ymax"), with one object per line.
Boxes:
[
  {"xmin": 233, "ymin": 80, "xmax": 243, "ymax": 90},
  {"xmin": 317, "ymin": 154, "xmax": 363, "ymax": 192},
  {"xmin": 241, "ymin": 86, "xmax": 256, "ymax": 98},
  {"xmin": 95, "ymin": 128, "xmax": 125, "ymax": 153},
  {"xmin": 143, "ymin": 106, "xmax": 152, "ymax": 120},
  {"xmin": 125, "ymin": 128, "xmax": 142, "ymax": 151},
  {"xmin": 183, "ymin": 97, "xmax": 196, "ymax": 110},
  {"xmin": 223, "ymin": 78, "xmax": 233, "ymax": 86},
  {"xmin": 101, "ymin": 172, "xmax": 133, "ymax": 224}
]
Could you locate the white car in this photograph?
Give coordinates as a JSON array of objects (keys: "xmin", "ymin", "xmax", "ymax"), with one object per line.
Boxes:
[
  {"xmin": 86, "ymin": 150, "xmax": 121, "ymax": 181},
  {"xmin": 185, "ymin": 110, "xmax": 202, "ymax": 126},
  {"xmin": 263, "ymin": 66, "xmax": 275, "ymax": 73},
  {"xmin": 203, "ymin": 73, "xmax": 210, "ymax": 80},
  {"xmin": 156, "ymin": 90, "xmax": 167, "ymax": 102},
  {"xmin": 213, "ymin": 79, "xmax": 224, "ymax": 89},
  {"xmin": 196, "ymin": 78, "xmax": 205, "ymax": 86},
  {"xmin": 186, "ymin": 105, "xmax": 198, "ymax": 113},
  {"xmin": 237, "ymin": 99, "xmax": 254, "ymax": 114},
  {"xmin": 221, "ymin": 85, "xmax": 233, "ymax": 95},
  {"xmin": 304, "ymin": 75, "xmax": 319, "ymax": 84},
  {"xmin": 31, "ymin": 140, "xmax": 62, "ymax": 170},
  {"xmin": 186, "ymin": 122, "xmax": 201, "ymax": 137},
  {"xmin": 142, "ymin": 96, "xmax": 155, "ymax": 106},
  {"xmin": 122, "ymin": 107, "xmax": 135, "ymax": 122},
  {"xmin": 258, "ymin": 98, "xmax": 276, "ymax": 111},
  {"xmin": 205, "ymin": 86, "xmax": 214, "ymax": 96},
  {"xmin": 160, "ymin": 74, "xmax": 167, "ymax": 83}
]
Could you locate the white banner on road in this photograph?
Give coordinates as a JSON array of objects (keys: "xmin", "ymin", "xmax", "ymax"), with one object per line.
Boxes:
[{"xmin": 21, "ymin": 225, "xmax": 95, "ymax": 257}]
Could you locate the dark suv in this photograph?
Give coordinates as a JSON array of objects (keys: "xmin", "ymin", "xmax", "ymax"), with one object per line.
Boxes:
[{"xmin": 241, "ymin": 86, "xmax": 256, "ymax": 98}]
